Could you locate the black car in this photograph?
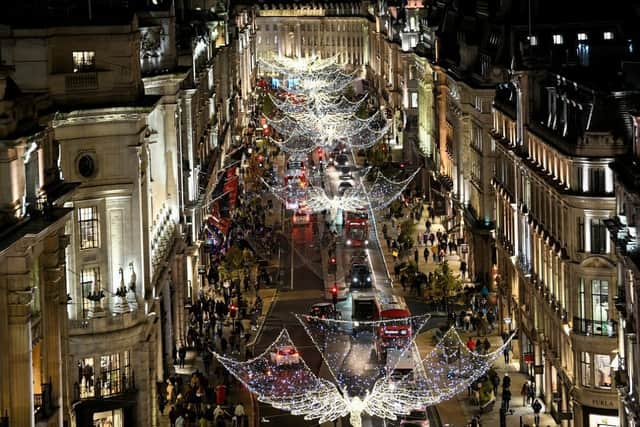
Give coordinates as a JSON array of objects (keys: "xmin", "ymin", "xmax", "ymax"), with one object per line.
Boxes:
[
  {"xmin": 350, "ymin": 264, "xmax": 372, "ymax": 288},
  {"xmin": 307, "ymin": 302, "xmax": 341, "ymax": 320},
  {"xmin": 336, "ymin": 154, "xmax": 349, "ymax": 166}
]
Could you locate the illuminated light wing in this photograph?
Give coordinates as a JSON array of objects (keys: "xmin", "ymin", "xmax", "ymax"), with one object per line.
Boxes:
[
  {"xmin": 212, "ymin": 329, "xmax": 349, "ymax": 424},
  {"xmin": 362, "ymin": 328, "xmax": 516, "ymax": 420}
]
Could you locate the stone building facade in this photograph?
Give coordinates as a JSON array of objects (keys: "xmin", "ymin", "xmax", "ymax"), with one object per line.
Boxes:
[
  {"xmin": 0, "ymin": 67, "xmax": 75, "ymax": 427},
  {"xmin": 0, "ymin": 0, "xmax": 252, "ymax": 425},
  {"xmin": 490, "ymin": 12, "xmax": 638, "ymax": 425}
]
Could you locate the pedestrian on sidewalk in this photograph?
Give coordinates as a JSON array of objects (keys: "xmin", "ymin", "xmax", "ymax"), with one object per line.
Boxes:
[
  {"xmin": 460, "ymin": 261, "xmax": 467, "ymax": 278},
  {"xmin": 503, "ymin": 342, "xmax": 511, "ymax": 363},
  {"xmin": 414, "ymin": 248, "xmax": 419, "ymax": 264},
  {"xmin": 532, "ymin": 398, "xmax": 543, "ymax": 426},
  {"xmin": 502, "ymin": 373, "xmax": 511, "ymax": 390},
  {"xmin": 178, "ymin": 345, "xmax": 186, "ymax": 368},
  {"xmin": 491, "ymin": 373, "xmax": 500, "ymax": 397},
  {"xmin": 234, "ymin": 402, "xmax": 246, "ymax": 427},
  {"xmin": 423, "ymin": 247, "xmax": 429, "ymax": 264},
  {"xmin": 502, "ymin": 387, "xmax": 512, "ymax": 411},
  {"xmin": 527, "ymin": 381, "xmax": 536, "ymax": 405},
  {"xmin": 521, "ymin": 381, "xmax": 530, "ymax": 406},
  {"xmin": 483, "ymin": 337, "xmax": 491, "ymax": 354},
  {"xmin": 425, "ymin": 219, "xmax": 431, "ymax": 232},
  {"xmin": 466, "ymin": 337, "xmax": 476, "ymax": 351}
]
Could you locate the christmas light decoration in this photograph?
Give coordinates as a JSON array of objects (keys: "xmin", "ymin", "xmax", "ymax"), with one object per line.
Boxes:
[
  {"xmin": 261, "ymin": 167, "xmax": 419, "ymax": 212},
  {"xmin": 212, "ymin": 317, "xmax": 515, "ymax": 427},
  {"xmin": 267, "ymin": 92, "xmax": 367, "ymax": 116},
  {"xmin": 211, "ymin": 329, "xmax": 350, "ymax": 424}
]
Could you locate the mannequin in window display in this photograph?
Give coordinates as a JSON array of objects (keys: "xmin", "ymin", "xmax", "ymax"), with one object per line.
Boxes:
[
  {"xmin": 127, "ymin": 262, "xmax": 139, "ymax": 310},
  {"xmin": 113, "ymin": 268, "xmax": 130, "ymax": 314}
]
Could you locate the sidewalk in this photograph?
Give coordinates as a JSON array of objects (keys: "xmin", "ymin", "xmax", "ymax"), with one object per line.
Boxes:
[
  {"xmin": 372, "ymin": 200, "xmax": 465, "ymax": 297},
  {"xmin": 158, "ymin": 285, "xmax": 278, "ymax": 427},
  {"xmin": 421, "ymin": 329, "xmax": 558, "ymax": 427}
]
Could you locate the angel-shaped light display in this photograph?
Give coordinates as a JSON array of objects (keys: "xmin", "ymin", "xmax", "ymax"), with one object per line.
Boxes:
[
  {"xmin": 262, "ymin": 167, "xmax": 420, "ymax": 213},
  {"xmin": 212, "ymin": 314, "xmax": 515, "ymax": 427}
]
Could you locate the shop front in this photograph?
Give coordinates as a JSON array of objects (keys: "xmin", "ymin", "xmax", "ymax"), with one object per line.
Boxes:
[
  {"xmin": 74, "ymin": 394, "xmax": 136, "ymax": 427},
  {"xmin": 574, "ymin": 388, "xmax": 620, "ymax": 427}
]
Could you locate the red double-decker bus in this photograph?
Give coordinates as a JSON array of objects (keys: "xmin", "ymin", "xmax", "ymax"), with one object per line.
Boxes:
[
  {"xmin": 344, "ymin": 209, "xmax": 369, "ymax": 247},
  {"xmin": 375, "ymin": 295, "xmax": 412, "ymax": 361}
]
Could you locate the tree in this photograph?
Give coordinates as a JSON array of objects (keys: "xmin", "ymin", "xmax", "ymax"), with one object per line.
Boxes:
[
  {"xmin": 220, "ymin": 245, "xmax": 255, "ymax": 281},
  {"xmin": 430, "ymin": 261, "xmax": 463, "ymax": 315},
  {"xmin": 397, "ymin": 219, "xmax": 415, "ymax": 251}
]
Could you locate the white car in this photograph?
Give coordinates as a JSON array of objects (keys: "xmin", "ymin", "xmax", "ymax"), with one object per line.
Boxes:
[
  {"xmin": 270, "ymin": 345, "xmax": 301, "ymax": 366},
  {"xmin": 400, "ymin": 407, "xmax": 429, "ymax": 427}
]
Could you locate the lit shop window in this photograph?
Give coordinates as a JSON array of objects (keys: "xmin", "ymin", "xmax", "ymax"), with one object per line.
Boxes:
[
  {"xmin": 93, "ymin": 409, "xmax": 123, "ymax": 427},
  {"xmin": 552, "ymin": 34, "xmax": 564, "ymax": 45},
  {"xmin": 72, "ymin": 51, "xmax": 95, "ymax": 72},
  {"xmin": 603, "ymin": 31, "xmax": 614, "ymax": 40}
]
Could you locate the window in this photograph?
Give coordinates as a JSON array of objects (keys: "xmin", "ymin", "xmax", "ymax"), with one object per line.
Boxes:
[
  {"xmin": 577, "ymin": 43, "xmax": 590, "ymax": 67},
  {"xmin": 93, "ymin": 409, "xmax": 123, "ymax": 427},
  {"xmin": 100, "ymin": 353, "xmax": 126, "ymax": 397},
  {"xmin": 594, "ymin": 354, "xmax": 612, "ymax": 388},
  {"xmin": 553, "ymin": 34, "xmax": 564, "ymax": 45},
  {"xmin": 577, "ymin": 217, "xmax": 585, "ymax": 252},
  {"xmin": 411, "ymin": 92, "xmax": 418, "ymax": 109},
  {"xmin": 80, "ymin": 266, "xmax": 100, "ymax": 317},
  {"xmin": 590, "ymin": 168, "xmax": 605, "ymax": 193},
  {"xmin": 78, "ymin": 207, "xmax": 99, "ymax": 249},
  {"xmin": 79, "ymin": 357, "xmax": 95, "ymax": 398},
  {"xmin": 472, "ymin": 124, "xmax": 483, "ymax": 152},
  {"xmin": 592, "ymin": 279, "xmax": 609, "ymax": 328},
  {"xmin": 590, "ymin": 219, "xmax": 607, "ymax": 254},
  {"xmin": 577, "ymin": 32, "xmax": 588, "ymax": 41},
  {"xmin": 581, "ymin": 352, "xmax": 592, "ymax": 387},
  {"xmin": 78, "ymin": 351, "xmax": 131, "ymax": 400},
  {"xmin": 603, "ymin": 31, "xmax": 614, "ymax": 40},
  {"xmin": 72, "ymin": 51, "xmax": 95, "ymax": 72},
  {"xmin": 529, "ymin": 35, "xmax": 538, "ymax": 46}
]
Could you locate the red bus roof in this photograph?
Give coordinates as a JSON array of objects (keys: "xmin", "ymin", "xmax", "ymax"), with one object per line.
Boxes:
[{"xmin": 379, "ymin": 308, "xmax": 411, "ymax": 319}]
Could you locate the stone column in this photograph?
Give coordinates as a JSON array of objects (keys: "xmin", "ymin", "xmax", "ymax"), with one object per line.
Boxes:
[
  {"xmin": 42, "ymin": 236, "xmax": 65, "ymax": 426},
  {"xmin": 7, "ymin": 274, "xmax": 34, "ymax": 427},
  {"xmin": 534, "ymin": 340, "xmax": 543, "ymax": 397}
]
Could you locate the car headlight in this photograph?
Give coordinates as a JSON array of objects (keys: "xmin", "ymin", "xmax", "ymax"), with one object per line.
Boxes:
[
  {"xmin": 353, "ymin": 278, "xmax": 358, "ymax": 282},
  {"xmin": 364, "ymin": 240, "xmax": 369, "ymax": 245},
  {"xmin": 346, "ymin": 239, "xmax": 352, "ymax": 245},
  {"xmin": 354, "ymin": 321, "xmax": 360, "ymax": 327},
  {"xmin": 366, "ymin": 277, "xmax": 371, "ymax": 282}
]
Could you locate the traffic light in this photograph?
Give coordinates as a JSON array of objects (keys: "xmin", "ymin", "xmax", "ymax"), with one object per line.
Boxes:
[{"xmin": 331, "ymin": 286, "xmax": 338, "ymax": 305}]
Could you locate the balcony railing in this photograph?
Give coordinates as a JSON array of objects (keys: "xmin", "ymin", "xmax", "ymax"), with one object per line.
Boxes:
[
  {"xmin": 65, "ymin": 72, "xmax": 98, "ymax": 90},
  {"xmin": 34, "ymin": 381, "xmax": 55, "ymax": 421},
  {"xmin": 572, "ymin": 317, "xmax": 617, "ymax": 337}
]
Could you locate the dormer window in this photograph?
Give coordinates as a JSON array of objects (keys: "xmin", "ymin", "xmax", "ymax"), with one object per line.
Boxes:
[
  {"xmin": 603, "ymin": 31, "xmax": 614, "ymax": 40},
  {"xmin": 72, "ymin": 51, "xmax": 95, "ymax": 73},
  {"xmin": 553, "ymin": 34, "xmax": 564, "ymax": 45},
  {"xmin": 577, "ymin": 33, "xmax": 588, "ymax": 41}
]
